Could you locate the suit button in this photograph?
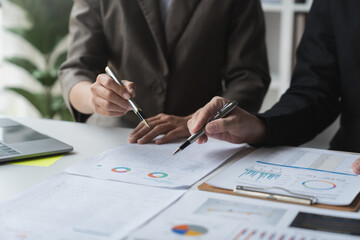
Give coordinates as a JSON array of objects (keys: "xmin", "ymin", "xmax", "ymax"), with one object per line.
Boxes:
[{"xmin": 152, "ymin": 83, "xmax": 165, "ymax": 94}]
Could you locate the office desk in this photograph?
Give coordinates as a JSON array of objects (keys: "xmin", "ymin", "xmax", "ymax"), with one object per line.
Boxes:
[
  {"xmin": 1, "ymin": 116, "xmax": 360, "ymax": 240},
  {"xmin": 0, "ymin": 116, "xmax": 132, "ymax": 202},
  {"xmin": 1, "ymin": 116, "xmax": 359, "ymax": 208},
  {"xmin": 0, "ymin": 116, "xmax": 247, "ymax": 203}
]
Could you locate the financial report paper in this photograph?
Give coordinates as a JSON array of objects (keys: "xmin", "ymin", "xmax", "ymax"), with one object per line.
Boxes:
[
  {"xmin": 65, "ymin": 141, "xmax": 244, "ymax": 188},
  {"xmin": 208, "ymin": 147, "xmax": 360, "ymax": 205},
  {"xmin": 129, "ymin": 190, "xmax": 360, "ymax": 240},
  {"xmin": 0, "ymin": 174, "xmax": 185, "ymax": 240}
]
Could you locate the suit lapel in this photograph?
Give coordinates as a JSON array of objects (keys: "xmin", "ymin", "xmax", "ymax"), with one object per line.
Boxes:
[
  {"xmin": 165, "ymin": 0, "xmax": 201, "ymax": 54},
  {"xmin": 137, "ymin": 0, "xmax": 168, "ymax": 63}
]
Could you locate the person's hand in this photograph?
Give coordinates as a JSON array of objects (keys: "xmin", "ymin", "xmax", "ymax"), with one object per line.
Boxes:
[
  {"xmin": 89, "ymin": 73, "xmax": 136, "ymax": 117},
  {"xmin": 352, "ymin": 158, "xmax": 360, "ymax": 174},
  {"xmin": 187, "ymin": 96, "xmax": 266, "ymax": 144},
  {"xmin": 128, "ymin": 114, "xmax": 192, "ymax": 144}
]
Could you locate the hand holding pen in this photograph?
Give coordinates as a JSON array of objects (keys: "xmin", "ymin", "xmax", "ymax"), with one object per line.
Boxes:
[
  {"xmin": 105, "ymin": 66, "xmax": 150, "ymax": 128},
  {"xmin": 89, "ymin": 68, "xmax": 136, "ymax": 118},
  {"xmin": 177, "ymin": 96, "xmax": 267, "ymax": 153},
  {"xmin": 173, "ymin": 99, "xmax": 239, "ymax": 155}
]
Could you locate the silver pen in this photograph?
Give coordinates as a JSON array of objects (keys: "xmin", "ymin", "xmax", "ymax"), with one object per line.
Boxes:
[
  {"xmin": 105, "ymin": 66, "xmax": 150, "ymax": 128},
  {"xmin": 173, "ymin": 101, "xmax": 238, "ymax": 155}
]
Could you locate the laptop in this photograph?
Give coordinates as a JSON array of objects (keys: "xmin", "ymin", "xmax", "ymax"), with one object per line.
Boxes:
[{"xmin": 0, "ymin": 118, "xmax": 73, "ymax": 163}]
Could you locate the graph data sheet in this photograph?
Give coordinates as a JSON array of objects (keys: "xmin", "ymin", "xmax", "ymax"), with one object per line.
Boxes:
[{"xmin": 207, "ymin": 147, "xmax": 360, "ymax": 205}]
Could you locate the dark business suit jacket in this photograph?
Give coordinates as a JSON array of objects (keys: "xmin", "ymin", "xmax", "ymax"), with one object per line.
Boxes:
[
  {"xmin": 60, "ymin": 0, "xmax": 270, "ymax": 127},
  {"xmin": 259, "ymin": 0, "xmax": 360, "ymax": 153}
]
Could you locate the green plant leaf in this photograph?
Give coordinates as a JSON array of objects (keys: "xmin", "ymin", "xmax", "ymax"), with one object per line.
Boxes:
[
  {"xmin": 5, "ymin": 57, "xmax": 38, "ymax": 75},
  {"xmin": 6, "ymin": 87, "xmax": 50, "ymax": 117},
  {"xmin": 54, "ymin": 51, "xmax": 67, "ymax": 70},
  {"xmin": 59, "ymin": 108, "xmax": 74, "ymax": 121},
  {"xmin": 51, "ymin": 95, "xmax": 74, "ymax": 121},
  {"xmin": 7, "ymin": 0, "xmax": 73, "ymax": 55},
  {"xmin": 5, "ymin": 0, "xmax": 74, "ymax": 121},
  {"xmin": 32, "ymin": 70, "xmax": 58, "ymax": 87}
]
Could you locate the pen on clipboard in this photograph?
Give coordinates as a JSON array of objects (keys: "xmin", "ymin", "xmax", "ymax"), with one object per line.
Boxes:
[
  {"xmin": 234, "ymin": 185, "xmax": 317, "ymax": 205},
  {"xmin": 173, "ymin": 101, "xmax": 238, "ymax": 155},
  {"xmin": 105, "ymin": 66, "xmax": 150, "ymax": 128}
]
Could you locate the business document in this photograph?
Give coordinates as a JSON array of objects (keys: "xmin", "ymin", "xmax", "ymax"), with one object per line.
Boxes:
[
  {"xmin": 208, "ymin": 147, "xmax": 360, "ymax": 205},
  {"xmin": 0, "ymin": 174, "xmax": 185, "ymax": 240},
  {"xmin": 65, "ymin": 141, "xmax": 243, "ymax": 188},
  {"xmin": 129, "ymin": 190, "xmax": 360, "ymax": 240}
]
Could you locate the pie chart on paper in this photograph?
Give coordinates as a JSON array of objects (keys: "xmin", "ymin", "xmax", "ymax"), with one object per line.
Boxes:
[
  {"xmin": 148, "ymin": 172, "xmax": 168, "ymax": 178},
  {"xmin": 302, "ymin": 180, "xmax": 336, "ymax": 190},
  {"xmin": 111, "ymin": 167, "xmax": 131, "ymax": 173},
  {"xmin": 172, "ymin": 224, "xmax": 208, "ymax": 236}
]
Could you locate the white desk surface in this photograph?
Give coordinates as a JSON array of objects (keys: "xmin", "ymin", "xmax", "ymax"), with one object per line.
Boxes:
[
  {"xmin": 1, "ymin": 115, "xmax": 249, "ymax": 203},
  {"xmin": 1, "ymin": 116, "xmax": 360, "ymax": 219},
  {"xmin": 0, "ymin": 116, "xmax": 134, "ymax": 202}
]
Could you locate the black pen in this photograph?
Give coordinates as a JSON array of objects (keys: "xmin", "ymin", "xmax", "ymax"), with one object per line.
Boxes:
[
  {"xmin": 173, "ymin": 101, "xmax": 238, "ymax": 155},
  {"xmin": 105, "ymin": 66, "xmax": 150, "ymax": 128}
]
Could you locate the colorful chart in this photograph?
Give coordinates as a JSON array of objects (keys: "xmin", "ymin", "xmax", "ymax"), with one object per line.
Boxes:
[
  {"xmin": 172, "ymin": 224, "xmax": 208, "ymax": 236},
  {"xmin": 111, "ymin": 167, "xmax": 131, "ymax": 173},
  {"xmin": 231, "ymin": 226, "xmax": 318, "ymax": 240},
  {"xmin": 302, "ymin": 180, "xmax": 336, "ymax": 190},
  {"xmin": 148, "ymin": 172, "xmax": 168, "ymax": 178},
  {"xmin": 239, "ymin": 167, "xmax": 281, "ymax": 181}
]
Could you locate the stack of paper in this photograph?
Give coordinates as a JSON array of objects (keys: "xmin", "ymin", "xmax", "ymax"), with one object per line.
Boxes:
[
  {"xmin": 0, "ymin": 141, "xmax": 243, "ymax": 239},
  {"xmin": 129, "ymin": 190, "xmax": 360, "ymax": 240}
]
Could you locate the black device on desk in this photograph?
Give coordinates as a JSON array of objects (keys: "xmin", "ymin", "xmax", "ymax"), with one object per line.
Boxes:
[{"xmin": 0, "ymin": 118, "xmax": 73, "ymax": 163}]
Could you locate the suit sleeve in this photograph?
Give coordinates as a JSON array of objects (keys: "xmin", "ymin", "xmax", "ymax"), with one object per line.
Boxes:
[
  {"xmin": 221, "ymin": 0, "xmax": 270, "ymax": 113},
  {"xmin": 258, "ymin": 0, "xmax": 341, "ymax": 146},
  {"xmin": 59, "ymin": 0, "xmax": 109, "ymax": 122}
]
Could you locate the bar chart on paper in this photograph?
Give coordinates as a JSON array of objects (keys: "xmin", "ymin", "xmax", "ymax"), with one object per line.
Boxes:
[
  {"xmin": 235, "ymin": 165, "xmax": 291, "ymax": 187},
  {"xmin": 239, "ymin": 166, "xmax": 282, "ymax": 181},
  {"xmin": 229, "ymin": 225, "xmax": 355, "ymax": 240}
]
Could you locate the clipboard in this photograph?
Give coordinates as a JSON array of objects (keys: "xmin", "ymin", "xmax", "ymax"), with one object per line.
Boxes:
[
  {"xmin": 198, "ymin": 148, "xmax": 360, "ymax": 212},
  {"xmin": 198, "ymin": 182, "xmax": 360, "ymax": 212}
]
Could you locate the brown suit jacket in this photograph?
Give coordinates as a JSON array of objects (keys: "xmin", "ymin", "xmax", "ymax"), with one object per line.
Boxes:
[{"xmin": 60, "ymin": 0, "xmax": 270, "ymax": 127}]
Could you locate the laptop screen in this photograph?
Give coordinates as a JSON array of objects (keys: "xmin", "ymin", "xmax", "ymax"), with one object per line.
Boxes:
[{"xmin": 0, "ymin": 125, "xmax": 48, "ymax": 144}]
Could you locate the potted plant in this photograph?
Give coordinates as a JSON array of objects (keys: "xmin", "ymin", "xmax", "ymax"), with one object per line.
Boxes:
[{"xmin": 4, "ymin": 0, "xmax": 73, "ymax": 120}]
